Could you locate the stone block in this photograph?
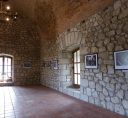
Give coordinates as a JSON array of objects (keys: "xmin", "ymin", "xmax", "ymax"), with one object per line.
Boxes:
[
  {"xmin": 96, "ymin": 41, "xmax": 104, "ymax": 47},
  {"xmin": 99, "ymin": 93, "xmax": 105, "ymax": 100},
  {"xmin": 99, "ymin": 81, "xmax": 106, "ymax": 87},
  {"xmin": 119, "ymin": 8, "xmax": 128, "ymax": 19},
  {"xmin": 93, "ymin": 69, "xmax": 100, "ymax": 73},
  {"xmin": 103, "ymin": 77, "xmax": 110, "ymax": 83},
  {"xmin": 89, "ymin": 81, "xmax": 95, "ymax": 89},
  {"xmin": 105, "ymin": 97, "xmax": 110, "ymax": 102},
  {"xmin": 99, "ymin": 47, "xmax": 107, "ymax": 53},
  {"xmin": 115, "ymin": 46, "xmax": 123, "ymax": 51},
  {"xmin": 122, "ymin": 100, "xmax": 128, "ymax": 109},
  {"xmin": 111, "ymin": 97, "xmax": 120, "ymax": 104},
  {"xmin": 101, "ymin": 100, "xmax": 106, "ymax": 108},
  {"xmin": 103, "ymin": 88, "xmax": 108, "ymax": 96},
  {"xmin": 81, "ymin": 79, "xmax": 88, "ymax": 87},
  {"xmin": 104, "ymin": 38, "xmax": 110, "ymax": 45},
  {"xmin": 123, "ymin": 22, "xmax": 128, "ymax": 33},
  {"xmin": 115, "ymin": 83, "xmax": 121, "ymax": 91},
  {"xmin": 94, "ymin": 21, "xmax": 98, "ymax": 26},
  {"xmin": 63, "ymin": 89, "xmax": 68, "ymax": 94},
  {"xmin": 60, "ymin": 70, "xmax": 70, "ymax": 75},
  {"xmin": 86, "ymin": 88, "xmax": 92, "ymax": 96},
  {"xmin": 59, "ymin": 87, "xmax": 63, "ymax": 92},
  {"xmin": 107, "ymin": 66, "xmax": 114, "ymax": 74},
  {"xmin": 107, "ymin": 102, "xmax": 115, "ymax": 111},
  {"xmin": 109, "ymin": 91, "xmax": 114, "ymax": 97},
  {"xmin": 126, "ymin": 110, "xmax": 128, "ymax": 117},
  {"xmin": 125, "ymin": 72, "xmax": 128, "ymax": 78},
  {"xmin": 114, "ymin": 0, "xmax": 121, "ymax": 10},
  {"xmin": 96, "ymin": 73, "xmax": 103, "ymax": 80},
  {"xmin": 80, "ymin": 47, "xmax": 90, "ymax": 55},
  {"xmin": 125, "ymin": 91, "xmax": 128, "ymax": 100},
  {"xmin": 103, "ymin": 60, "xmax": 113, "ymax": 65},
  {"xmin": 70, "ymin": 32, "xmax": 75, "ymax": 43},
  {"xmin": 108, "ymin": 31, "xmax": 115, "ymax": 37},
  {"xmin": 92, "ymin": 91, "xmax": 98, "ymax": 98},
  {"xmin": 83, "ymin": 88, "xmax": 87, "ymax": 94},
  {"xmin": 89, "ymin": 73, "xmax": 95, "ymax": 76},
  {"xmin": 94, "ymin": 98, "xmax": 100, "ymax": 106},
  {"xmin": 115, "ymin": 104, "xmax": 125, "ymax": 115},
  {"xmin": 89, "ymin": 97, "xmax": 95, "ymax": 104},
  {"xmin": 94, "ymin": 77, "xmax": 99, "ymax": 82},
  {"xmin": 99, "ymin": 52, "xmax": 109, "ymax": 59},
  {"xmin": 106, "ymin": 83, "xmax": 115, "ymax": 92},
  {"xmin": 73, "ymin": 92, "xmax": 80, "ymax": 99},
  {"xmin": 59, "ymin": 65, "xmax": 67, "ymax": 70},
  {"xmin": 98, "ymin": 33, "xmax": 105, "ymax": 40},
  {"xmin": 80, "ymin": 94, "xmax": 88, "ymax": 102},
  {"xmin": 121, "ymin": 84, "xmax": 128, "ymax": 91},
  {"xmin": 107, "ymin": 42, "xmax": 115, "ymax": 52},
  {"xmin": 91, "ymin": 47, "xmax": 98, "ymax": 53},
  {"xmin": 96, "ymin": 83, "xmax": 102, "ymax": 92},
  {"xmin": 80, "ymin": 63, "xmax": 85, "ymax": 71},
  {"xmin": 59, "ymin": 76, "xmax": 67, "ymax": 81},
  {"xmin": 116, "ymin": 90, "xmax": 124, "ymax": 99},
  {"xmin": 59, "ymin": 59, "xmax": 71, "ymax": 64},
  {"xmin": 84, "ymin": 72, "xmax": 90, "ymax": 76}
]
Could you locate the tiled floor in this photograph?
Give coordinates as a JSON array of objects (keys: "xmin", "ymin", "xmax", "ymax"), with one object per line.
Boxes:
[{"xmin": 0, "ymin": 86, "xmax": 127, "ymax": 118}]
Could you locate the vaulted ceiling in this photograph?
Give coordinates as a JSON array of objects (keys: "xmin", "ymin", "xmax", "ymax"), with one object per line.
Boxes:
[{"xmin": 10, "ymin": 0, "xmax": 113, "ymax": 39}]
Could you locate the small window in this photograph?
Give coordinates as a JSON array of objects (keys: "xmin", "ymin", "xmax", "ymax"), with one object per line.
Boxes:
[
  {"xmin": 73, "ymin": 49, "xmax": 80, "ymax": 86},
  {"xmin": 0, "ymin": 56, "xmax": 13, "ymax": 82}
]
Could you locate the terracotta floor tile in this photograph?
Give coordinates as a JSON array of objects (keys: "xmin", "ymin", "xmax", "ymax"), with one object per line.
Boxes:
[{"xmin": 0, "ymin": 86, "xmax": 127, "ymax": 118}]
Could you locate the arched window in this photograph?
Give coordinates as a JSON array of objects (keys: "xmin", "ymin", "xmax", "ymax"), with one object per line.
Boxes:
[{"xmin": 0, "ymin": 55, "xmax": 13, "ymax": 82}]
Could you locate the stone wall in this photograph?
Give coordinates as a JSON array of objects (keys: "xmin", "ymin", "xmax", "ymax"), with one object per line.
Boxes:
[
  {"xmin": 41, "ymin": 0, "xmax": 128, "ymax": 116},
  {"xmin": 0, "ymin": 19, "xmax": 40, "ymax": 85}
]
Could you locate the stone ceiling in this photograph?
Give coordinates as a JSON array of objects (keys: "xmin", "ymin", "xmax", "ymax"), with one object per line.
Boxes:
[{"xmin": 10, "ymin": 0, "xmax": 113, "ymax": 39}]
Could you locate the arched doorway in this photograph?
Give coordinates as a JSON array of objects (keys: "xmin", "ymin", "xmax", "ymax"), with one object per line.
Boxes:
[{"xmin": 0, "ymin": 54, "xmax": 13, "ymax": 83}]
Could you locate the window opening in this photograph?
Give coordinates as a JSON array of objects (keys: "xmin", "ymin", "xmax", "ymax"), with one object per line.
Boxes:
[{"xmin": 73, "ymin": 49, "xmax": 80, "ymax": 86}]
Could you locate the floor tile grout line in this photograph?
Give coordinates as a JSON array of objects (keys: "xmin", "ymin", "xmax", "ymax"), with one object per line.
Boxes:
[
  {"xmin": 3, "ymin": 87, "xmax": 5, "ymax": 118},
  {"xmin": 0, "ymin": 87, "xmax": 4, "ymax": 117},
  {"xmin": 8, "ymin": 87, "xmax": 16, "ymax": 118}
]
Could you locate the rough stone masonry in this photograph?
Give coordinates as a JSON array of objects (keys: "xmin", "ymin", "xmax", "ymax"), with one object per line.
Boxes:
[
  {"xmin": 0, "ymin": 18, "xmax": 40, "ymax": 85},
  {"xmin": 41, "ymin": 0, "xmax": 128, "ymax": 117}
]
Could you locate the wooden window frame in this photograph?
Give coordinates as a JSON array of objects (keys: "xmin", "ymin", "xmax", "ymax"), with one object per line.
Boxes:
[
  {"xmin": 0, "ymin": 56, "xmax": 12, "ymax": 82},
  {"xmin": 73, "ymin": 48, "xmax": 80, "ymax": 87}
]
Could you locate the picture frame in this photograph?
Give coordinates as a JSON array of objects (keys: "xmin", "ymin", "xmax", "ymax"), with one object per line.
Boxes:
[
  {"xmin": 85, "ymin": 54, "xmax": 98, "ymax": 69},
  {"xmin": 24, "ymin": 62, "xmax": 32, "ymax": 68},
  {"xmin": 51, "ymin": 60, "xmax": 59, "ymax": 70},
  {"xmin": 114, "ymin": 50, "xmax": 128, "ymax": 70}
]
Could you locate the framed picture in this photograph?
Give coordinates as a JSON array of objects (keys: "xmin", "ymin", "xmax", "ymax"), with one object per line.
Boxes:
[
  {"xmin": 85, "ymin": 54, "xmax": 98, "ymax": 69},
  {"xmin": 24, "ymin": 62, "xmax": 32, "ymax": 68},
  {"xmin": 114, "ymin": 50, "xmax": 128, "ymax": 70},
  {"xmin": 51, "ymin": 60, "xmax": 58, "ymax": 70}
]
